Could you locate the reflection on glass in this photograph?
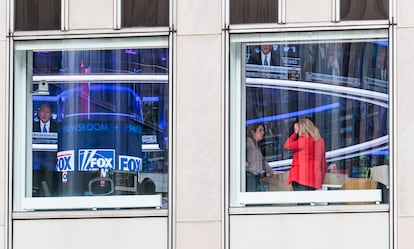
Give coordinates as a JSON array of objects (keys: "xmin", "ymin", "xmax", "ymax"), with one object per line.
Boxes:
[
  {"xmin": 30, "ymin": 48, "xmax": 169, "ymax": 205},
  {"xmin": 33, "ymin": 49, "xmax": 169, "ymax": 76},
  {"xmin": 243, "ymin": 39, "xmax": 389, "ymax": 203}
]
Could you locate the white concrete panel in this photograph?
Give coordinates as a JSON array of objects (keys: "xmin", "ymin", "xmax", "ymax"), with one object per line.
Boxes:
[
  {"xmin": 398, "ymin": 216, "xmax": 414, "ymax": 249},
  {"xmin": 0, "ymin": 226, "xmax": 5, "ymax": 249},
  {"xmin": 397, "ymin": 0, "xmax": 414, "ymax": 27},
  {"xmin": 230, "ymin": 212, "xmax": 389, "ymax": 249},
  {"xmin": 13, "ymin": 217, "xmax": 167, "ymax": 249},
  {"xmin": 396, "ymin": 28, "xmax": 414, "ymax": 216},
  {"xmin": 176, "ymin": 0, "xmax": 222, "ymax": 35},
  {"xmin": 69, "ymin": 0, "xmax": 113, "ymax": 30},
  {"xmin": 286, "ymin": 0, "xmax": 331, "ymax": 23},
  {"xmin": 0, "ymin": 179, "xmax": 4, "ymax": 227},
  {"xmin": 0, "ymin": 41, "xmax": 6, "ymax": 227},
  {"xmin": 0, "ymin": 0, "xmax": 5, "ymax": 40},
  {"xmin": 175, "ymin": 35, "xmax": 223, "ymax": 221},
  {"xmin": 176, "ymin": 222, "xmax": 221, "ymax": 249}
]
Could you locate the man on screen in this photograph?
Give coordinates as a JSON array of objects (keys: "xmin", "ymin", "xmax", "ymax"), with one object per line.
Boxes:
[
  {"xmin": 33, "ymin": 103, "xmax": 57, "ymax": 133},
  {"xmin": 248, "ymin": 44, "xmax": 281, "ymax": 66}
]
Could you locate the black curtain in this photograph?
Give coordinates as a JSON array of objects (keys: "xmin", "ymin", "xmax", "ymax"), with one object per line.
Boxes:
[
  {"xmin": 230, "ymin": 0, "xmax": 278, "ymax": 24},
  {"xmin": 122, "ymin": 0, "xmax": 169, "ymax": 27},
  {"xmin": 15, "ymin": 0, "xmax": 60, "ymax": 31},
  {"xmin": 341, "ymin": 0, "xmax": 388, "ymax": 20}
]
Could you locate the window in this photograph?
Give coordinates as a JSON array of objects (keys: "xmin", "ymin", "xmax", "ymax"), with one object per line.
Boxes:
[
  {"xmin": 341, "ymin": 0, "xmax": 389, "ymax": 20},
  {"xmin": 230, "ymin": 30, "xmax": 390, "ymax": 206},
  {"xmin": 13, "ymin": 37, "xmax": 170, "ymax": 211},
  {"xmin": 122, "ymin": 0, "xmax": 169, "ymax": 27},
  {"xmin": 229, "ymin": 0, "xmax": 278, "ymax": 24},
  {"xmin": 14, "ymin": 0, "xmax": 61, "ymax": 31}
]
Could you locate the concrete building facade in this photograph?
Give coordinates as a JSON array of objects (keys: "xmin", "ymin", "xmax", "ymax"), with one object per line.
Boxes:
[{"xmin": 0, "ymin": 0, "xmax": 413, "ymax": 249}]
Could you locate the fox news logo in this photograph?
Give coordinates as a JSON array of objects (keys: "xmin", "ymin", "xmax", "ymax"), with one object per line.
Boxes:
[
  {"xmin": 56, "ymin": 150, "xmax": 75, "ymax": 172},
  {"xmin": 119, "ymin": 155, "xmax": 142, "ymax": 172},
  {"xmin": 79, "ymin": 149, "xmax": 115, "ymax": 172}
]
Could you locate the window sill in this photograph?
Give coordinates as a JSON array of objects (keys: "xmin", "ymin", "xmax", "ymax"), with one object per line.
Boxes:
[
  {"xmin": 229, "ymin": 204, "xmax": 389, "ymax": 215},
  {"xmin": 12, "ymin": 208, "xmax": 168, "ymax": 220}
]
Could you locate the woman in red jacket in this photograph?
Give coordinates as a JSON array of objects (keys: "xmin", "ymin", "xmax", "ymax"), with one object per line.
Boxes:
[{"xmin": 284, "ymin": 118, "xmax": 327, "ymax": 191}]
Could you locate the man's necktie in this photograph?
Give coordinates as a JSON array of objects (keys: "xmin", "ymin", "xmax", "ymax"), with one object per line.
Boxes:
[
  {"xmin": 264, "ymin": 56, "xmax": 269, "ymax": 66},
  {"xmin": 42, "ymin": 125, "xmax": 47, "ymax": 133}
]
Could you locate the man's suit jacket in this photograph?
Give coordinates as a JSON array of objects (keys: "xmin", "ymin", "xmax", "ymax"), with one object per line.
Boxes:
[
  {"xmin": 33, "ymin": 120, "xmax": 58, "ymax": 133},
  {"xmin": 248, "ymin": 50, "xmax": 281, "ymax": 66}
]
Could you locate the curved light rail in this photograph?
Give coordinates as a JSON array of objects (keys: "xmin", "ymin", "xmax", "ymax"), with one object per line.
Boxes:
[{"xmin": 245, "ymin": 77, "xmax": 389, "ymax": 171}]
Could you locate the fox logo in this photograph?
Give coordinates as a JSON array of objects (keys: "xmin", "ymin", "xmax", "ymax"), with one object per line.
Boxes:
[
  {"xmin": 119, "ymin": 155, "xmax": 142, "ymax": 172},
  {"xmin": 78, "ymin": 149, "xmax": 115, "ymax": 172},
  {"xmin": 56, "ymin": 150, "xmax": 75, "ymax": 172}
]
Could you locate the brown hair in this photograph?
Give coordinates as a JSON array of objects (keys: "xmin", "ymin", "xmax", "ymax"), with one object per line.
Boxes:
[{"xmin": 246, "ymin": 123, "xmax": 265, "ymax": 140}]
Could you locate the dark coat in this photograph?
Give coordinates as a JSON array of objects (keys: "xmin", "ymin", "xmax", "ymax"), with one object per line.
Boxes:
[
  {"xmin": 248, "ymin": 50, "xmax": 281, "ymax": 66},
  {"xmin": 33, "ymin": 120, "xmax": 58, "ymax": 133}
]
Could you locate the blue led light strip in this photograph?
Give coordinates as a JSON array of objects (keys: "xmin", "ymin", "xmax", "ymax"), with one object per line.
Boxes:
[{"xmin": 246, "ymin": 102, "xmax": 340, "ymax": 125}]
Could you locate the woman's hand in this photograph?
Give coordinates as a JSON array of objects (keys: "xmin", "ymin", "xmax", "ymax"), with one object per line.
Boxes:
[
  {"xmin": 245, "ymin": 161, "xmax": 250, "ymax": 168},
  {"xmin": 294, "ymin": 123, "xmax": 299, "ymax": 134}
]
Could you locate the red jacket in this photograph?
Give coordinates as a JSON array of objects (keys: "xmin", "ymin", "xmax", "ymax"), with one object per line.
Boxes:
[{"xmin": 284, "ymin": 133, "xmax": 327, "ymax": 189}]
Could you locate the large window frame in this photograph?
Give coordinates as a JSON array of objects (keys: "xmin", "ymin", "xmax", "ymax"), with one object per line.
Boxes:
[
  {"xmin": 13, "ymin": 36, "xmax": 171, "ymax": 211},
  {"xmin": 229, "ymin": 28, "xmax": 392, "ymax": 207}
]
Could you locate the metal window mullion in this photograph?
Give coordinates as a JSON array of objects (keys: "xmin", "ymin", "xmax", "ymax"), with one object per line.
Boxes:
[
  {"xmin": 170, "ymin": 0, "xmax": 175, "ymax": 31},
  {"xmin": 168, "ymin": 30, "xmax": 174, "ymax": 249},
  {"xmin": 61, "ymin": 0, "xmax": 69, "ymax": 31},
  {"xmin": 332, "ymin": 0, "xmax": 340, "ymax": 22},
  {"xmin": 391, "ymin": 0, "xmax": 396, "ymax": 24},
  {"xmin": 389, "ymin": 24, "xmax": 397, "ymax": 249},
  {"xmin": 114, "ymin": 0, "xmax": 122, "ymax": 30},
  {"xmin": 10, "ymin": 0, "xmax": 14, "ymax": 32},
  {"xmin": 278, "ymin": 0, "xmax": 286, "ymax": 24},
  {"xmin": 224, "ymin": 0, "xmax": 229, "ymax": 27}
]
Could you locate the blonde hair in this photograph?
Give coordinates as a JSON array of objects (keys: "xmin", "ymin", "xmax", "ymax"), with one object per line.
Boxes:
[{"xmin": 298, "ymin": 118, "xmax": 321, "ymax": 140}]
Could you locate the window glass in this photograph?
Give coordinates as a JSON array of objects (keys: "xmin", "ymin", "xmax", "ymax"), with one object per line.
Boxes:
[
  {"xmin": 230, "ymin": 0, "xmax": 278, "ymax": 24},
  {"xmin": 14, "ymin": 38, "xmax": 169, "ymax": 210},
  {"xmin": 230, "ymin": 30, "xmax": 389, "ymax": 206},
  {"xmin": 122, "ymin": 0, "xmax": 169, "ymax": 27},
  {"xmin": 15, "ymin": 0, "xmax": 61, "ymax": 31},
  {"xmin": 341, "ymin": 0, "xmax": 389, "ymax": 20}
]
